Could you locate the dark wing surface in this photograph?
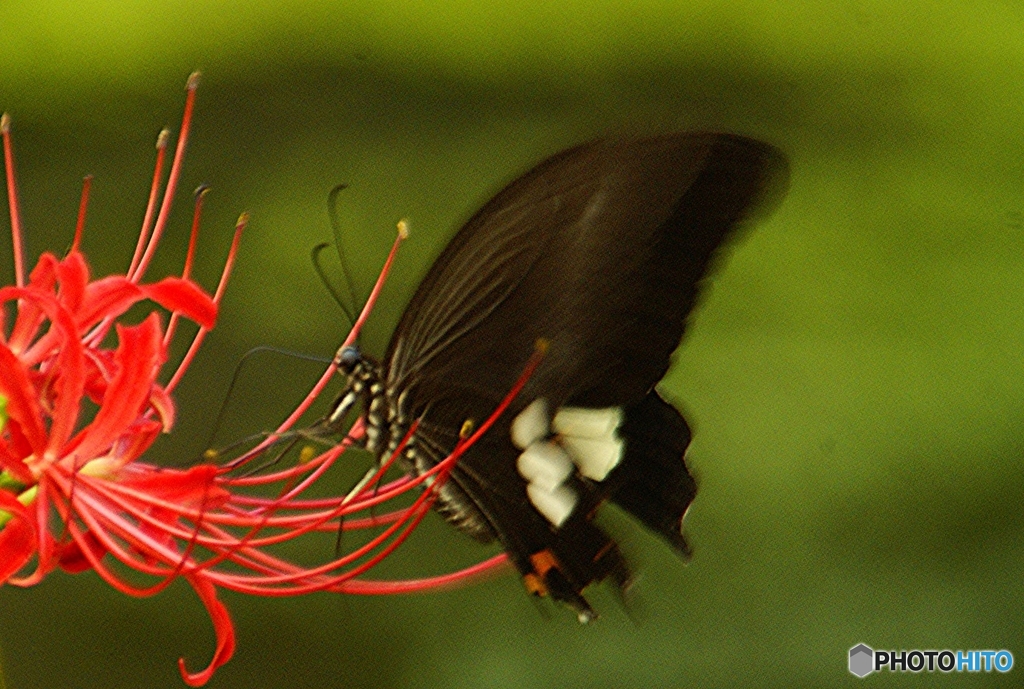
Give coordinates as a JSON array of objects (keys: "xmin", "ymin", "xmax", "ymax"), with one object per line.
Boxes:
[{"xmin": 384, "ymin": 133, "xmax": 788, "ymax": 614}]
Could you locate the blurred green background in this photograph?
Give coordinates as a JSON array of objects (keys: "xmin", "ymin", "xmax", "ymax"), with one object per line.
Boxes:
[{"xmin": 1, "ymin": 1, "xmax": 1023, "ymax": 687}]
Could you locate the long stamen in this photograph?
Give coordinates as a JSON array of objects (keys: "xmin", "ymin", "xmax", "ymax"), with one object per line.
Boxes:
[
  {"xmin": 131, "ymin": 71, "xmax": 200, "ymax": 283},
  {"xmin": 240, "ymin": 343, "xmax": 544, "ymax": 591},
  {"xmin": 87, "ymin": 345, "xmax": 544, "ymax": 593},
  {"xmin": 164, "ymin": 186, "xmax": 209, "ymax": 348},
  {"xmin": 165, "ymin": 212, "xmax": 247, "ymax": 392},
  {"xmin": 127, "ymin": 128, "xmax": 170, "ymax": 276},
  {"xmin": 71, "ymin": 175, "xmax": 93, "ymax": 253},
  {"xmin": 340, "ymin": 218, "xmax": 409, "ymax": 352},
  {"xmin": 1, "ymin": 113, "xmax": 25, "ymax": 287}
]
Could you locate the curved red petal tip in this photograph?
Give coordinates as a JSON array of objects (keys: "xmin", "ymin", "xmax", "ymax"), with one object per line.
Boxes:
[
  {"xmin": 56, "ymin": 530, "xmax": 107, "ymax": 574},
  {"xmin": 178, "ymin": 575, "xmax": 236, "ymax": 686},
  {"xmin": 0, "ymin": 342, "xmax": 48, "ymax": 454},
  {"xmin": 0, "ymin": 492, "xmax": 35, "ymax": 583},
  {"xmin": 144, "ymin": 277, "xmax": 218, "ymax": 330},
  {"xmin": 56, "ymin": 250, "xmax": 90, "ymax": 313}
]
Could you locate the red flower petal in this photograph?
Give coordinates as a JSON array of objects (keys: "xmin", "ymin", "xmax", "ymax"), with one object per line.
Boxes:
[
  {"xmin": 0, "ymin": 491, "xmax": 35, "ymax": 583},
  {"xmin": 75, "ymin": 275, "xmax": 217, "ymax": 332},
  {"xmin": 0, "ymin": 435, "xmax": 32, "ymax": 484},
  {"xmin": 143, "ymin": 277, "xmax": 218, "ymax": 330},
  {"xmin": 113, "ymin": 419, "xmax": 163, "ymax": 465},
  {"xmin": 149, "ymin": 384, "xmax": 176, "ymax": 432},
  {"xmin": 56, "ymin": 529, "xmax": 107, "ymax": 574},
  {"xmin": 0, "ymin": 342, "xmax": 48, "ymax": 456},
  {"xmin": 119, "ymin": 464, "xmax": 230, "ymax": 508},
  {"xmin": 2, "ymin": 418, "xmax": 34, "ymax": 472},
  {"xmin": 43, "ymin": 294, "xmax": 87, "ymax": 455},
  {"xmin": 7, "ymin": 253, "xmax": 59, "ymax": 351},
  {"xmin": 76, "ymin": 275, "xmax": 147, "ymax": 328},
  {"xmin": 82, "ymin": 348, "xmax": 116, "ymax": 403},
  {"xmin": 178, "ymin": 575, "xmax": 236, "ymax": 687},
  {"xmin": 55, "ymin": 250, "xmax": 90, "ymax": 314},
  {"xmin": 66, "ymin": 314, "xmax": 165, "ymax": 463}
]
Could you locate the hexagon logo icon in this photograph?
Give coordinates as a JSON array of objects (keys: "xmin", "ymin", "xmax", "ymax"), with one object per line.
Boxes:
[{"xmin": 849, "ymin": 644, "xmax": 874, "ymax": 677}]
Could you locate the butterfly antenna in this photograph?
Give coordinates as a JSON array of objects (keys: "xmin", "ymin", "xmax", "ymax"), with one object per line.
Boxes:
[
  {"xmin": 202, "ymin": 345, "xmax": 332, "ymax": 456},
  {"xmin": 201, "ymin": 429, "xmax": 303, "ymax": 467},
  {"xmin": 235, "ymin": 434, "xmax": 303, "ymax": 478},
  {"xmin": 327, "ymin": 184, "xmax": 363, "ymax": 312},
  {"xmin": 312, "ymin": 241, "xmax": 356, "ymax": 326}
]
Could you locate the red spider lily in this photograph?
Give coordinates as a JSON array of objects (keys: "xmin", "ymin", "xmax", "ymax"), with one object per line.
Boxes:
[{"xmin": 0, "ymin": 74, "xmax": 524, "ymax": 686}]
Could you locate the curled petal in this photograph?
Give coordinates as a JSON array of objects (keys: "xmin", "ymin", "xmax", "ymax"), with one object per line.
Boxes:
[
  {"xmin": 149, "ymin": 383, "xmax": 176, "ymax": 432},
  {"xmin": 113, "ymin": 419, "xmax": 163, "ymax": 465},
  {"xmin": 27, "ymin": 252, "xmax": 60, "ymax": 290},
  {"xmin": 74, "ymin": 275, "xmax": 217, "ymax": 333},
  {"xmin": 178, "ymin": 575, "xmax": 236, "ymax": 687},
  {"xmin": 143, "ymin": 277, "xmax": 217, "ymax": 330},
  {"xmin": 0, "ymin": 491, "xmax": 35, "ymax": 582}
]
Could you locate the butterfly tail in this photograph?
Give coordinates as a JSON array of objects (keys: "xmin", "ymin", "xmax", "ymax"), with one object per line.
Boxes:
[{"xmin": 602, "ymin": 391, "xmax": 697, "ymax": 558}]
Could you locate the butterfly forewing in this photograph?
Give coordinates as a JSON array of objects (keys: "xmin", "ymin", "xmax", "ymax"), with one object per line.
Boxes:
[{"xmin": 386, "ymin": 134, "xmax": 785, "ymax": 411}]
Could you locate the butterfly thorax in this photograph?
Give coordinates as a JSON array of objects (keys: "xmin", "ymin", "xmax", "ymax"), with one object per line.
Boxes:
[
  {"xmin": 331, "ymin": 349, "xmax": 413, "ymax": 462},
  {"xmin": 330, "ymin": 350, "xmax": 497, "ymax": 543}
]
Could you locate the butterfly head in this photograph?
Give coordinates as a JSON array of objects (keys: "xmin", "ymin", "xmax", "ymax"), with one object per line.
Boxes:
[{"xmin": 320, "ymin": 344, "xmax": 392, "ymax": 454}]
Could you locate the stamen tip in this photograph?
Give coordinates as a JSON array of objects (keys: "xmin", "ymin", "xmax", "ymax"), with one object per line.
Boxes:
[
  {"xmin": 534, "ymin": 338, "xmax": 550, "ymax": 355},
  {"xmin": 194, "ymin": 184, "xmax": 211, "ymax": 200},
  {"xmin": 235, "ymin": 212, "xmax": 250, "ymax": 229},
  {"xmin": 186, "ymin": 71, "xmax": 202, "ymax": 91},
  {"xmin": 1, "ymin": 113, "xmax": 10, "ymax": 133},
  {"xmin": 299, "ymin": 445, "xmax": 316, "ymax": 464},
  {"xmin": 459, "ymin": 419, "xmax": 475, "ymax": 439},
  {"xmin": 156, "ymin": 127, "xmax": 171, "ymax": 149},
  {"xmin": 396, "ymin": 218, "xmax": 410, "ymax": 239},
  {"xmin": 203, "ymin": 448, "xmax": 220, "ymax": 462}
]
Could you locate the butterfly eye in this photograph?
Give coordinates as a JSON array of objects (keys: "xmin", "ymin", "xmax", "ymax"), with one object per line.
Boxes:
[{"xmin": 337, "ymin": 345, "xmax": 361, "ymax": 373}]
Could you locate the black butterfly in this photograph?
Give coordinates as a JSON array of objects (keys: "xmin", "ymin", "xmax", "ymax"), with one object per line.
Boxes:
[{"xmin": 325, "ymin": 133, "xmax": 788, "ymax": 619}]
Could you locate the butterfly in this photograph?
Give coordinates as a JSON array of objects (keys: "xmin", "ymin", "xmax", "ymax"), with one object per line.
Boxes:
[{"xmin": 326, "ymin": 133, "xmax": 788, "ymax": 619}]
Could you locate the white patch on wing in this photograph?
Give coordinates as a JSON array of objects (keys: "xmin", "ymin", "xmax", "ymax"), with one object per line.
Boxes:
[
  {"xmin": 552, "ymin": 406, "xmax": 622, "ymax": 438},
  {"xmin": 511, "ymin": 398, "xmax": 549, "ymax": 449},
  {"xmin": 517, "ymin": 441, "xmax": 574, "ymax": 492},
  {"xmin": 559, "ymin": 435, "xmax": 623, "ymax": 481},
  {"xmin": 552, "ymin": 406, "xmax": 625, "ymax": 481},
  {"xmin": 512, "ymin": 400, "xmax": 627, "ymax": 526},
  {"xmin": 526, "ymin": 483, "xmax": 577, "ymax": 528}
]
